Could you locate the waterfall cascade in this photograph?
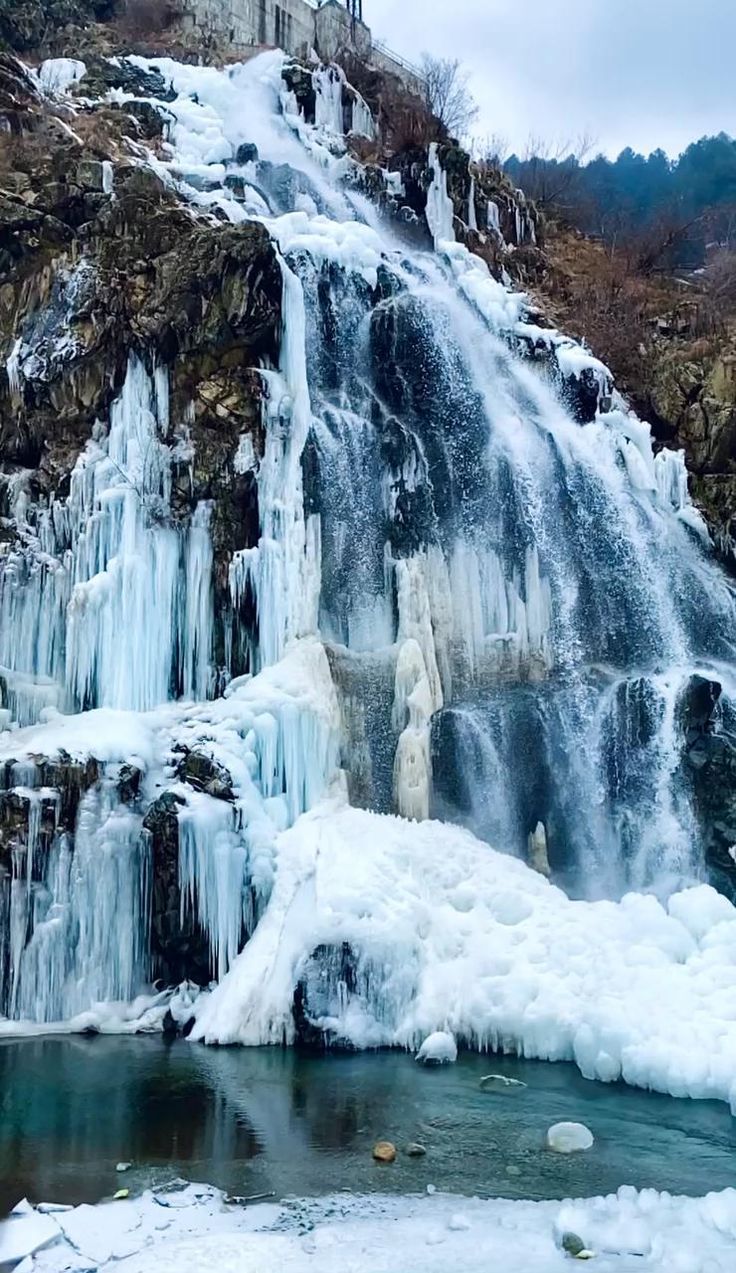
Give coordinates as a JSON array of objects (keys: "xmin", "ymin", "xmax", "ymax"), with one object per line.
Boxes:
[{"xmin": 3, "ymin": 50, "xmax": 736, "ymax": 1095}]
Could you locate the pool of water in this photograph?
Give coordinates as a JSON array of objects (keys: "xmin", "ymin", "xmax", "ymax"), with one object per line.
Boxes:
[{"xmin": 1, "ymin": 1038, "xmax": 735, "ymax": 1215}]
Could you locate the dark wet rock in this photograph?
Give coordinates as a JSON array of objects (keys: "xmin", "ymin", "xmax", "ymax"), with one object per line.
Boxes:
[
  {"xmin": 681, "ymin": 676, "xmax": 722, "ymax": 741},
  {"xmin": 281, "ymin": 61, "xmax": 315, "ymax": 124},
  {"xmin": 561, "ymin": 1233, "xmax": 586, "ymax": 1257},
  {"xmin": 144, "ymin": 790, "xmax": 209, "ymax": 984},
  {"xmin": 561, "ymin": 365, "xmax": 605, "ymax": 425},
  {"xmin": 683, "ymin": 682, "xmax": 736, "ymax": 900},
  {"xmin": 77, "ymin": 54, "xmax": 175, "ymax": 103},
  {"xmin": 293, "ymin": 942, "xmax": 361, "ymax": 1049},
  {"xmin": 177, "ymin": 750, "xmax": 234, "ymax": 802},
  {"xmin": 111, "ymin": 98, "xmax": 168, "ymax": 141},
  {"xmin": 234, "ymin": 141, "xmax": 259, "ymax": 165},
  {"xmin": 117, "ymin": 763, "xmax": 143, "ymax": 804}
]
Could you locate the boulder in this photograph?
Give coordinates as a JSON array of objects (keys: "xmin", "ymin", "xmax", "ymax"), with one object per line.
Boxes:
[
  {"xmin": 235, "ymin": 142, "xmax": 259, "ymax": 165},
  {"xmin": 75, "ymin": 159, "xmax": 106, "ymax": 192},
  {"xmin": 372, "ymin": 1141, "xmax": 397, "ymax": 1163},
  {"xmin": 178, "ymin": 750, "xmax": 234, "ymax": 802}
]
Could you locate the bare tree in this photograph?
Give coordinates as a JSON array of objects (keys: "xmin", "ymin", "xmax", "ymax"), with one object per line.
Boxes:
[
  {"xmin": 473, "ymin": 131, "xmax": 509, "ymax": 170},
  {"xmin": 515, "ymin": 133, "xmax": 596, "ymax": 214},
  {"xmin": 419, "ymin": 54, "xmax": 478, "ymax": 140}
]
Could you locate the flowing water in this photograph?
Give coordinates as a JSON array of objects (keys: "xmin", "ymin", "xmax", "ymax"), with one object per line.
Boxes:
[
  {"xmin": 2, "ymin": 52, "xmax": 736, "ymax": 1031},
  {"xmin": 2, "ymin": 1038, "xmax": 736, "ymax": 1216}
]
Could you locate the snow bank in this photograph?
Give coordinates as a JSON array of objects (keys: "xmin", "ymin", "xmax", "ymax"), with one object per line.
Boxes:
[
  {"xmin": 5, "ymin": 1181, "xmax": 736, "ymax": 1272},
  {"xmin": 192, "ymin": 803, "xmax": 736, "ymax": 1112}
]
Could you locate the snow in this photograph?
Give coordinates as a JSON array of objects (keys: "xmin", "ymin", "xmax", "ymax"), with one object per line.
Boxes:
[
  {"xmin": 416, "ymin": 1030, "xmax": 458, "ymax": 1064},
  {"xmin": 36, "ymin": 58, "xmax": 86, "ymax": 96},
  {"xmin": 6, "ymin": 1182, "xmax": 736, "ymax": 1272},
  {"xmin": 191, "ymin": 802, "xmax": 736, "ymax": 1114},
  {"xmin": 546, "ymin": 1123, "xmax": 595, "ymax": 1154}
]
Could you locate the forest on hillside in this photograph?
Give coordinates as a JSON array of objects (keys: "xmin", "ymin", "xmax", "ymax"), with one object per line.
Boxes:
[{"xmin": 503, "ymin": 133, "xmax": 736, "ymax": 271}]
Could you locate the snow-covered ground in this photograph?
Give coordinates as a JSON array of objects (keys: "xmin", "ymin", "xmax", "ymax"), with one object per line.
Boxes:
[{"xmin": 3, "ymin": 1180, "xmax": 736, "ymax": 1272}]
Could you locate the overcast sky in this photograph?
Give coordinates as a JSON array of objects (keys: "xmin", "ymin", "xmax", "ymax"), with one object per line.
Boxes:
[{"xmin": 367, "ymin": 0, "xmax": 736, "ymax": 160}]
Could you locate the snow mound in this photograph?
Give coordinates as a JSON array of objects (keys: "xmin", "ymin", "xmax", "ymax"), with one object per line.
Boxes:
[
  {"xmin": 546, "ymin": 1122, "xmax": 595, "ymax": 1154},
  {"xmin": 416, "ymin": 1031, "xmax": 458, "ymax": 1064},
  {"xmin": 5, "ymin": 1182, "xmax": 736, "ymax": 1272},
  {"xmin": 191, "ymin": 803, "xmax": 736, "ymax": 1112}
]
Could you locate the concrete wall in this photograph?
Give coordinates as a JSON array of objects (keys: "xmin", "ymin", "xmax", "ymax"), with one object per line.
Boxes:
[
  {"xmin": 313, "ymin": 2, "xmax": 371, "ymax": 61},
  {"xmin": 180, "ymin": 0, "xmax": 314, "ymax": 55},
  {"xmin": 178, "ymin": 0, "xmax": 424, "ymax": 96}
]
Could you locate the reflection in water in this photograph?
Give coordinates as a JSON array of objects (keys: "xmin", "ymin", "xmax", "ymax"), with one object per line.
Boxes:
[{"xmin": 2, "ymin": 1038, "xmax": 736, "ymax": 1215}]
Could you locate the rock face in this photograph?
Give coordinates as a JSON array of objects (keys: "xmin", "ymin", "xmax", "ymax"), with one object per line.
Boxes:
[
  {"xmin": 679, "ymin": 676, "xmax": 736, "ymax": 901},
  {"xmin": 646, "ymin": 344, "xmax": 736, "ymax": 566},
  {"xmin": 0, "ymin": 0, "xmax": 115, "ymax": 53}
]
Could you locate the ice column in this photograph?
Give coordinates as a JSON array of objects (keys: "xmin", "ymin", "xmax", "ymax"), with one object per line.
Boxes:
[
  {"xmin": 231, "ymin": 263, "xmax": 321, "ymax": 670},
  {"xmin": 425, "ymin": 143, "xmax": 456, "ymax": 248}
]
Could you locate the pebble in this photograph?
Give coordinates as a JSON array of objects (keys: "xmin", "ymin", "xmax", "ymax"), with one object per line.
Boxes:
[{"xmin": 406, "ymin": 1143, "xmax": 427, "ymax": 1157}]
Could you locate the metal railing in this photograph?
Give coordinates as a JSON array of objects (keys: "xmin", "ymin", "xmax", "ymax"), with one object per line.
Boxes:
[
  {"xmin": 303, "ymin": 0, "xmax": 426, "ymax": 84},
  {"xmin": 370, "ymin": 36, "xmax": 425, "ymax": 83}
]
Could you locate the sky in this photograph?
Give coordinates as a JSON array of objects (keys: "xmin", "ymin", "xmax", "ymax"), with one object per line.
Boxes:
[{"xmin": 366, "ymin": 0, "xmax": 736, "ymax": 160}]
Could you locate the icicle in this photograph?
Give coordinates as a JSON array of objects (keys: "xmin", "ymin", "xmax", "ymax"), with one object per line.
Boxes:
[
  {"xmin": 181, "ymin": 501, "xmax": 214, "ymax": 701},
  {"xmin": 468, "ymin": 177, "xmax": 478, "ymax": 231},
  {"xmin": 6, "ymin": 337, "xmax": 23, "ymax": 401},
  {"xmin": 487, "ymin": 199, "xmax": 501, "ymax": 236},
  {"xmin": 178, "ymin": 794, "xmax": 248, "ymax": 983},
  {"xmin": 313, "ymin": 66, "xmax": 345, "ymax": 135},
  {"xmin": 425, "ymin": 143, "xmax": 456, "ymax": 248},
  {"xmin": 0, "ymin": 357, "xmax": 216, "ymax": 722},
  {"xmin": 10, "ymin": 783, "xmax": 150, "ymax": 1022},
  {"xmin": 102, "ymin": 160, "xmax": 114, "ymax": 194},
  {"xmin": 350, "ymin": 92, "xmax": 375, "ymax": 140},
  {"xmin": 239, "ymin": 266, "xmax": 321, "ymax": 671}
]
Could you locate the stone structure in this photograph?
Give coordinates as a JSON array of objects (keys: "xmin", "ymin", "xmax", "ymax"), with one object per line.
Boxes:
[{"xmin": 177, "ymin": 0, "xmax": 424, "ymax": 95}]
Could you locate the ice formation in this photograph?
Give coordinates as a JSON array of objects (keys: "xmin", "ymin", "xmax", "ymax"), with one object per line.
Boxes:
[
  {"xmin": 4, "ymin": 47, "xmax": 736, "ymax": 1118},
  {"xmin": 5, "ymin": 1181, "xmax": 736, "ymax": 1272},
  {"xmin": 190, "ymin": 802, "xmax": 736, "ymax": 1112},
  {"xmin": 425, "ymin": 142, "xmax": 456, "ymax": 247}
]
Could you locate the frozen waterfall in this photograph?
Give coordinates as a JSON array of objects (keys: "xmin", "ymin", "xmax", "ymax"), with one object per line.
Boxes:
[{"xmin": 3, "ymin": 47, "xmax": 736, "ymax": 1082}]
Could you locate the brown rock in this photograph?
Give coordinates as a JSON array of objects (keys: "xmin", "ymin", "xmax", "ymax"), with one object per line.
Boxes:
[{"xmin": 372, "ymin": 1141, "xmax": 397, "ymax": 1163}]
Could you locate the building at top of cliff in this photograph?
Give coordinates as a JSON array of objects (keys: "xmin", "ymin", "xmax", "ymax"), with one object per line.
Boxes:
[{"xmin": 177, "ymin": 0, "xmax": 425, "ymax": 96}]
